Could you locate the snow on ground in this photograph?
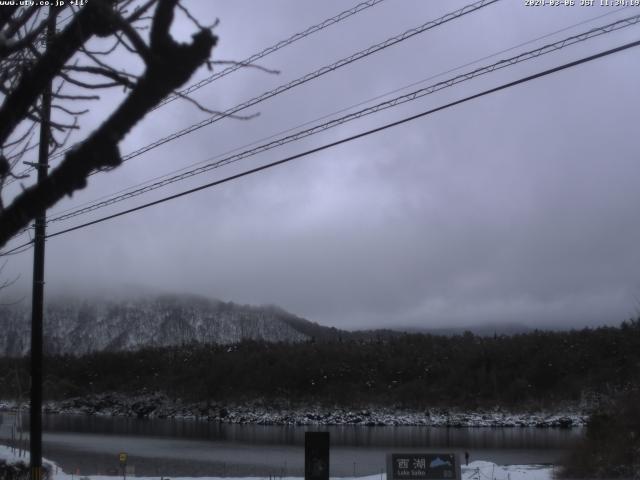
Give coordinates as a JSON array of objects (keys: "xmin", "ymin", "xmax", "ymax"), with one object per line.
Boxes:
[
  {"xmin": 2, "ymin": 446, "xmax": 553, "ymax": 480},
  {"xmin": 0, "ymin": 397, "xmax": 587, "ymax": 427},
  {"xmin": 461, "ymin": 461, "xmax": 553, "ymax": 480},
  {"xmin": 0, "ymin": 444, "xmax": 58, "ymax": 476}
]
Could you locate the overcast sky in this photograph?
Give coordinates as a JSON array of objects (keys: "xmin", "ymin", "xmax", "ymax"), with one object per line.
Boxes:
[{"xmin": 2, "ymin": 0, "xmax": 640, "ymax": 330}]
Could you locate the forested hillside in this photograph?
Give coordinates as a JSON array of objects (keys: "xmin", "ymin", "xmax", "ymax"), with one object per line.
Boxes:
[
  {"xmin": 1, "ymin": 320, "xmax": 638, "ymax": 408},
  {"xmin": 0, "ymin": 295, "xmax": 315, "ymax": 356}
]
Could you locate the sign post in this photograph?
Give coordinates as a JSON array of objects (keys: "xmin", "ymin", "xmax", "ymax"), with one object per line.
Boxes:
[
  {"xmin": 119, "ymin": 452, "xmax": 128, "ymax": 480},
  {"xmin": 305, "ymin": 431, "xmax": 330, "ymax": 480},
  {"xmin": 387, "ymin": 453, "xmax": 461, "ymax": 480}
]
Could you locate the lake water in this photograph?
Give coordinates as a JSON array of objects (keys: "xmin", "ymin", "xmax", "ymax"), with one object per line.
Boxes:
[{"xmin": 0, "ymin": 413, "xmax": 583, "ymax": 476}]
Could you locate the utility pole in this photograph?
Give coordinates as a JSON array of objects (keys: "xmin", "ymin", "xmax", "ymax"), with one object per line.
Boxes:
[{"xmin": 30, "ymin": 7, "xmax": 56, "ymax": 480}]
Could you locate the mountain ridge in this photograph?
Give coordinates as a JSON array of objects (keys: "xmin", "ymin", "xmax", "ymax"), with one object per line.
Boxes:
[
  {"xmin": 0, "ymin": 293, "xmax": 328, "ymax": 356},
  {"xmin": 0, "ymin": 292, "xmax": 580, "ymax": 357}
]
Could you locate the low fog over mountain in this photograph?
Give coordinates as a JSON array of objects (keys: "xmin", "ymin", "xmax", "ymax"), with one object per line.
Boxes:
[
  {"xmin": 0, "ymin": 294, "xmax": 323, "ymax": 356},
  {"xmin": 1, "ymin": 291, "xmax": 613, "ymax": 357}
]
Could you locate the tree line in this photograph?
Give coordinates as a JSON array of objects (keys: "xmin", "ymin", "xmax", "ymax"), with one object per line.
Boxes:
[{"xmin": 1, "ymin": 319, "xmax": 639, "ymax": 408}]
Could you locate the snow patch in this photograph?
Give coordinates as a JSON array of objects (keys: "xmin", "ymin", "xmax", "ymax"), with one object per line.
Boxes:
[{"xmin": 1, "ymin": 444, "xmax": 554, "ymax": 480}]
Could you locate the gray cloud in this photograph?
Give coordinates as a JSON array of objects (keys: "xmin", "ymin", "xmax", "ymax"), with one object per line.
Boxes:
[{"xmin": 2, "ymin": 0, "xmax": 640, "ymax": 331}]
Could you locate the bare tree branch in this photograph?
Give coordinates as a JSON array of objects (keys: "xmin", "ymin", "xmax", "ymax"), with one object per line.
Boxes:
[
  {"xmin": 113, "ymin": 20, "xmax": 152, "ymax": 63},
  {"xmin": 212, "ymin": 59, "xmax": 280, "ymax": 75},
  {"xmin": 173, "ymin": 89, "xmax": 259, "ymax": 119},
  {"xmin": 0, "ymin": 6, "xmax": 20, "ymax": 32},
  {"xmin": 62, "ymin": 65, "xmax": 137, "ymax": 89},
  {"xmin": 52, "ymin": 93, "xmax": 100, "ymax": 101},
  {"xmin": 126, "ymin": 0, "xmax": 159, "ymax": 23},
  {"xmin": 3, "ymin": 123, "xmax": 37, "ymax": 149},
  {"xmin": 0, "ymin": 2, "xmax": 107, "ymax": 145},
  {"xmin": 4, "ymin": 6, "xmax": 40, "ymax": 38},
  {"xmin": 0, "ymin": 17, "xmax": 48, "ymax": 59},
  {"xmin": 177, "ymin": 1, "xmax": 217, "ymax": 32},
  {"xmin": 0, "ymin": 0, "xmax": 217, "ymax": 247},
  {"xmin": 57, "ymin": 70, "xmax": 128, "ymax": 90},
  {"xmin": 81, "ymin": 37, "xmax": 119, "ymax": 56},
  {"xmin": 51, "ymin": 104, "xmax": 89, "ymax": 116},
  {"xmin": 114, "ymin": 31, "xmax": 138, "ymax": 54}
]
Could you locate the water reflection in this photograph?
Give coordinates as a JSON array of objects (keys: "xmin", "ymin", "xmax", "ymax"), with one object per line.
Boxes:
[
  {"xmin": 39, "ymin": 414, "xmax": 582, "ymax": 449},
  {"xmin": 0, "ymin": 413, "xmax": 583, "ymax": 476}
]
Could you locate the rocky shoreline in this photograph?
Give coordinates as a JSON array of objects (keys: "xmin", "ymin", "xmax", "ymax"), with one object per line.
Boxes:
[{"xmin": 0, "ymin": 392, "xmax": 588, "ymax": 428}]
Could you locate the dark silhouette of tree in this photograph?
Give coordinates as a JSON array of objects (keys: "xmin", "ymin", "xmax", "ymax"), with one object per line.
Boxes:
[
  {"xmin": 0, "ymin": 0, "xmax": 217, "ymax": 248},
  {"xmin": 2, "ymin": 320, "xmax": 639, "ymax": 408},
  {"xmin": 560, "ymin": 389, "xmax": 640, "ymax": 478}
]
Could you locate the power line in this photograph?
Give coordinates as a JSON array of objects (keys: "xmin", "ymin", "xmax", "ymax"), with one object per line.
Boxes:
[
  {"xmin": 47, "ymin": 0, "xmax": 499, "ymax": 168},
  {"xmin": 0, "ymin": 239, "xmax": 34, "ymax": 257},
  {"xmin": 155, "ymin": 0, "xmax": 388, "ymax": 110},
  {"xmin": 46, "ymin": 5, "xmax": 632, "ymax": 220},
  {"xmin": 5, "ymin": 0, "xmax": 388, "ymax": 183},
  {"xmin": 44, "ymin": 38, "xmax": 640, "ymax": 241},
  {"xmin": 45, "ymin": 12, "xmax": 640, "ymax": 226}
]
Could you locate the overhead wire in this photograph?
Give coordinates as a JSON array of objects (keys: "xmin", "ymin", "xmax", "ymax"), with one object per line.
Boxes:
[
  {"xmin": 4, "ymin": 6, "xmax": 637, "ymax": 251},
  {"xmin": 5, "ymin": 0, "xmax": 389, "ymax": 181},
  {"xmin": 44, "ymin": 12, "xmax": 640, "ymax": 226},
  {"xmin": 6, "ymin": 0, "xmax": 502, "ymax": 213},
  {"xmin": 47, "ymin": 4, "xmax": 632, "ymax": 220},
  {"xmin": 44, "ymin": 0, "xmax": 499, "ymax": 169},
  {"xmin": 155, "ymin": 0, "xmax": 389, "ymax": 110},
  {"xmin": 0, "ymin": 239, "xmax": 34, "ymax": 257},
  {"xmin": 43, "ymin": 38, "xmax": 640, "ymax": 241}
]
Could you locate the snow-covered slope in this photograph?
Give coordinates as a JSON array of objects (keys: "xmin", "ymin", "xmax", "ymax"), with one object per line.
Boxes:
[{"xmin": 0, "ymin": 294, "xmax": 312, "ymax": 356}]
